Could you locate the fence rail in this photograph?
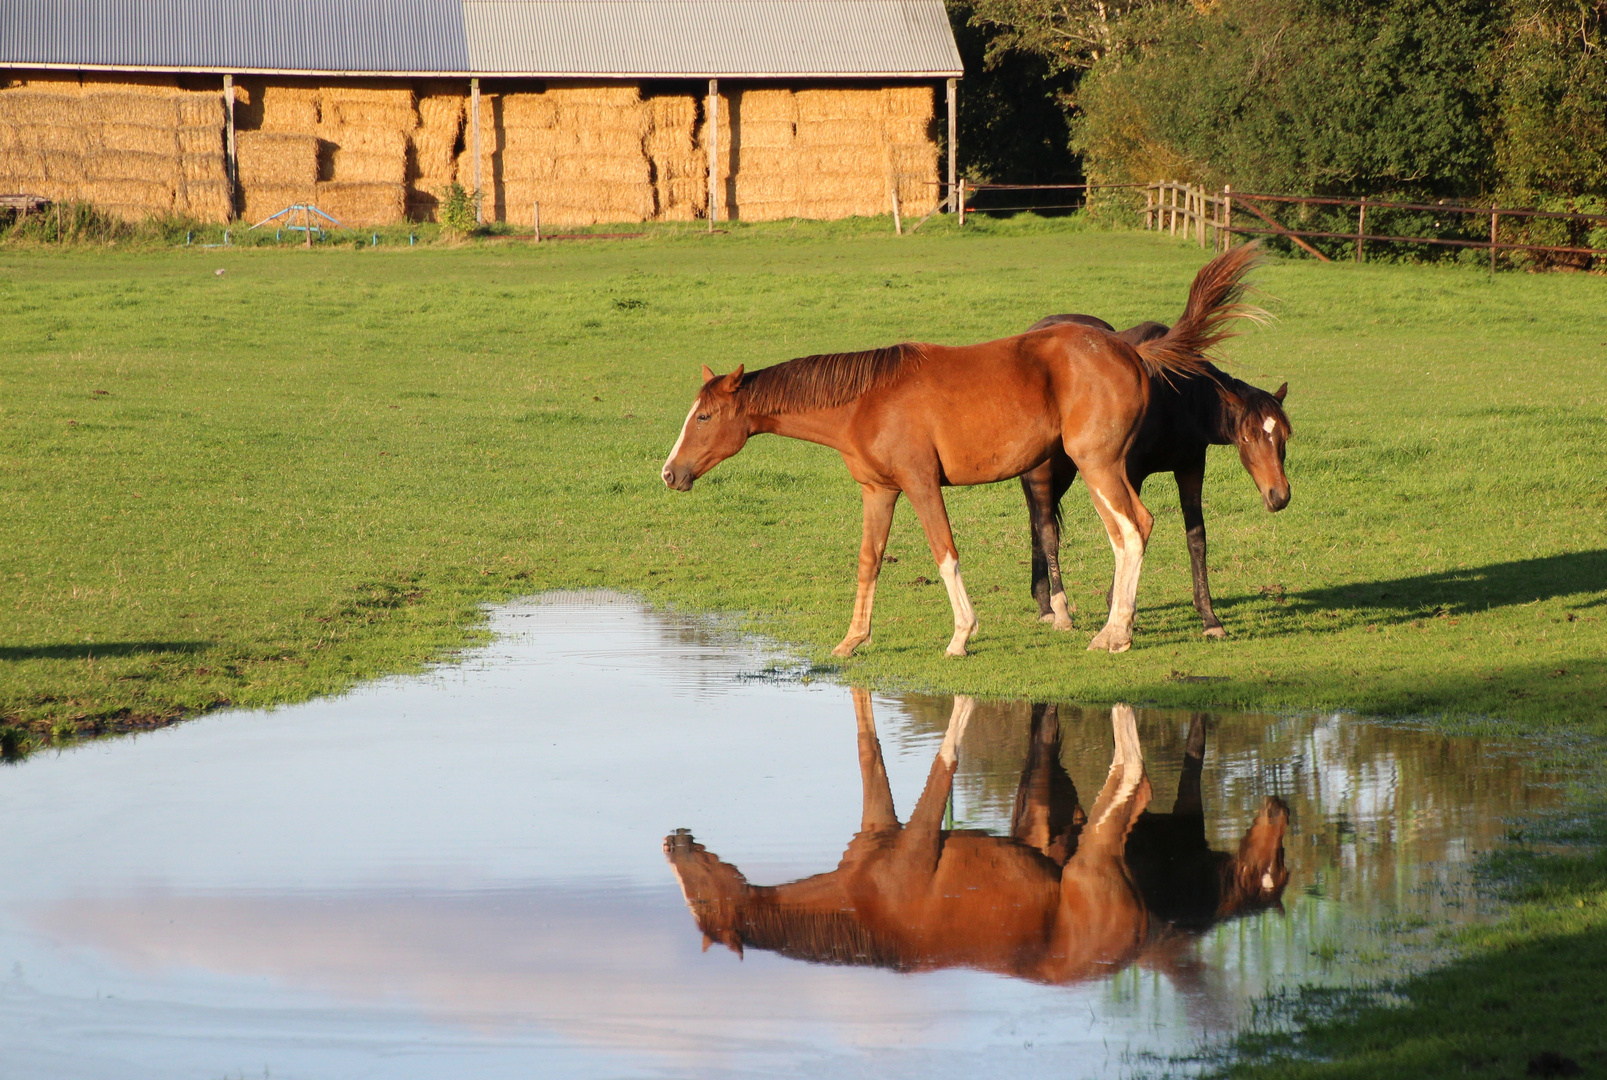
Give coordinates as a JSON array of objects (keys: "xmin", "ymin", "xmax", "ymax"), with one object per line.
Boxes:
[{"xmin": 1142, "ymin": 181, "xmax": 1607, "ymax": 268}]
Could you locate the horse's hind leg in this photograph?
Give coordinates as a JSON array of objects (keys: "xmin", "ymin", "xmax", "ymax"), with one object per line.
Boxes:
[
  {"xmin": 903, "ymin": 479, "xmax": 979, "ymax": 657},
  {"xmin": 1081, "ymin": 464, "xmax": 1153, "ymax": 653},
  {"xmin": 1011, "ymin": 703, "xmax": 1084, "ymax": 863},
  {"xmin": 1023, "ymin": 459, "xmax": 1077, "ymax": 631},
  {"xmin": 852, "ymin": 687, "xmax": 898, "ymax": 831},
  {"xmin": 833, "ymin": 484, "xmax": 899, "ymax": 658},
  {"xmin": 1176, "ymin": 461, "xmax": 1226, "ymax": 638},
  {"xmin": 1022, "ymin": 468, "xmax": 1055, "ymax": 620}
]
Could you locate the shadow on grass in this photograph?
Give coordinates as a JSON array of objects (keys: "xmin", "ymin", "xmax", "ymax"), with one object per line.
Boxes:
[
  {"xmin": 0, "ymin": 641, "xmax": 210, "ymax": 661},
  {"xmin": 1288, "ymin": 550, "xmax": 1607, "ymax": 624},
  {"xmin": 1219, "ymin": 826, "xmax": 1607, "ymax": 1080}
]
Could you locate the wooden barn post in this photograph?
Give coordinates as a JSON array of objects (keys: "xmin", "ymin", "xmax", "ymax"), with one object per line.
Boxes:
[
  {"xmin": 222, "ymin": 74, "xmax": 237, "ymax": 220},
  {"xmin": 470, "ymin": 77, "xmax": 483, "ymax": 224},
  {"xmin": 707, "ymin": 79, "xmax": 720, "ymax": 231},
  {"xmin": 945, "ymin": 78, "xmax": 957, "ymax": 212}
]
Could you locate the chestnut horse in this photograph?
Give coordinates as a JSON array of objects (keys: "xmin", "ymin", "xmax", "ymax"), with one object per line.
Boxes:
[
  {"xmin": 663, "ymin": 693, "xmax": 1290, "ymax": 983},
  {"xmin": 1018, "ymin": 316, "xmax": 1291, "ymax": 637},
  {"xmin": 662, "ymin": 245, "xmax": 1263, "ymax": 656}
]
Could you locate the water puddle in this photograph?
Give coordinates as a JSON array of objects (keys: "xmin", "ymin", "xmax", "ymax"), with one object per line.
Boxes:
[{"xmin": 0, "ymin": 592, "xmax": 1574, "ymax": 1079}]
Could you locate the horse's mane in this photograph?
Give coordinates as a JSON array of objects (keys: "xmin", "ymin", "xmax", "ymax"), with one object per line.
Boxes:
[
  {"xmin": 739, "ymin": 344, "xmax": 920, "ymax": 415},
  {"xmin": 736, "ymin": 902, "xmax": 912, "ymax": 971}
]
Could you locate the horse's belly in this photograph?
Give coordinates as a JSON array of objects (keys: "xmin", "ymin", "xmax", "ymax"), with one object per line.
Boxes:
[{"xmin": 936, "ymin": 435, "xmax": 1056, "ymax": 486}]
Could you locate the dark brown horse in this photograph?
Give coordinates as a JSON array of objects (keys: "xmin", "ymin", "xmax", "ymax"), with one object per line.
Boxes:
[
  {"xmin": 664, "ymin": 693, "xmax": 1290, "ymax": 983},
  {"xmin": 662, "ymin": 246, "xmax": 1263, "ymax": 655},
  {"xmin": 1019, "ymin": 316, "xmax": 1292, "ymax": 637}
]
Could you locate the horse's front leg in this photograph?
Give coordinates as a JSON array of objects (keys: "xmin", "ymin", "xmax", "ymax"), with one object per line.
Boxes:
[
  {"xmin": 902, "ymin": 479, "xmax": 978, "ymax": 657},
  {"xmin": 1081, "ymin": 463, "xmax": 1154, "ymax": 653},
  {"xmin": 1175, "ymin": 462, "xmax": 1226, "ymax": 638},
  {"xmin": 833, "ymin": 484, "xmax": 899, "ymax": 658}
]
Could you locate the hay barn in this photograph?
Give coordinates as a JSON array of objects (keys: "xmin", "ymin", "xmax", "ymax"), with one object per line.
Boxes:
[{"xmin": 0, "ymin": 0, "xmax": 963, "ymax": 226}]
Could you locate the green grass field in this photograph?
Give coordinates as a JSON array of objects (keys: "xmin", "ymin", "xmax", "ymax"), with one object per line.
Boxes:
[
  {"xmin": 2, "ymin": 215, "xmax": 1605, "ymax": 1075},
  {"xmin": 3, "ymin": 216, "xmax": 1602, "ymax": 736}
]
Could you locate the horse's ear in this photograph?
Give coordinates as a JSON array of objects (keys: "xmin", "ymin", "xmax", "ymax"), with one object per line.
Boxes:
[
  {"xmin": 1273, "ymin": 382, "xmax": 1288, "ymax": 402},
  {"xmin": 719, "ymin": 364, "xmax": 745, "ymax": 392},
  {"xmin": 701, "ymin": 364, "xmax": 716, "ymax": 384}
]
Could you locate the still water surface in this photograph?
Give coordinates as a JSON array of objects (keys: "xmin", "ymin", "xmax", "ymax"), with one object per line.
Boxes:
[{"xmin": 0, "ymin": 593, "xmax": 1570, "ymax": 1079}]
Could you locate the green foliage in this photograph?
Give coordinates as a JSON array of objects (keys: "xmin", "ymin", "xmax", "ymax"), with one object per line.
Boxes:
[
  {"xmin": 1072, "ymin": 0, "xmax": 1499, "ymax": 196},
  {"xmin": 947, "ymin": 0, "xmax": 1085, "ymax": 183},
  {"xmin": 1487, "ymin": 0, "xmax": 1607, "ymax": 198},
  {"xmin": 439, "ymin": 182, "xmax": 480, "ymax": 233}
]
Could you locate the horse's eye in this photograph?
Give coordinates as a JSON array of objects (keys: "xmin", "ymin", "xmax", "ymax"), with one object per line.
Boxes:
[{"xmin": 696, "ymin": 414, "xmax": 710, "ymax": 423}]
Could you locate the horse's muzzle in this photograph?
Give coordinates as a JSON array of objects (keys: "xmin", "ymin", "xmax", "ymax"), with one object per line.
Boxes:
[
  {"xmin": 1264, "ymin": 486, "xmax": 1290, "ymax": 512},
  {"xmin": 662, "ymin": 462, "xmax": 695, "ymax": 491}
]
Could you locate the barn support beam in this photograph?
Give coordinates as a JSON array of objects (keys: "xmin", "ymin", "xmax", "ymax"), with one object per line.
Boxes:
[
  {"xmin": 222, "ymin": 73, "xmax": 237, "ymax": 220},
  {"xmin": 707, "ymin": 78, "xmax": 720, "ymax": 231},
  {"xmin": 470, "ymin": 76, "xmax": 483, "ymax": 224},
  {"xmin": 945, "ymin": 78, "xmax": 956, "ymax": 213}
]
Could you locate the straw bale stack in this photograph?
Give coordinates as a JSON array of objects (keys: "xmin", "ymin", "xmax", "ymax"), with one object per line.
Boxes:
[
  {"xmin": 485, "ymin": 83, "xmax": 657, "ymax": 227},
  {"xmin": 316, "ymin": 181, "xmax": 406, "ymax": 226},
  {"xmin": 0, "ymin": 76, "xmax": 235, "ymax": 221},
  {"xmin": 409, "ymin": 87, "xmax": 463, "ymax": 220},
  {"xmin": 647, "ymin": 94, "xmax": 703, "ymax": 220},
  {"xmin": 317, "ymin": 83, "xmax": 415, "ymax": 210}
]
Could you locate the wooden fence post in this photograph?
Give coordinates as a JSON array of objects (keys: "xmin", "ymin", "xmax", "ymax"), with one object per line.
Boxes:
[
  {"xmin": 1356, "ymin": 198, "xmax": 1367, "ymax": 263},
  {"xmin": 958, "ymin": 177, "xmax": 966, "ymax": 227},
  {"xmin": 1145, "ymin": 185, "xmax": 1153, "ymax": 230},
  {"xmin": 1490, "ymin": 210, "xmax": 1498, "ymax": 272},
  {"xmin": 1197, "ymin": 184, "xmax": 1206, "ymax": 248},
  {"xmin": 1170, "ymin": 184, "xmax": 1178, "ymax": 236},
  {"xmin": 890, "ymin": 180, "xmax": 902, "ymax": 235},
  {"xmin": 533, "ymin": 201, "xmax": 540, "ymax": 243},
  {"xmin": 1224, "ymin": 184, "xmax": 1232, "ymax": 247}
]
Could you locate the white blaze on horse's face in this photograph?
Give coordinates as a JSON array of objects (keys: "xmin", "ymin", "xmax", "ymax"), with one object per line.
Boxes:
[{"xmin": 662, "ymin": 364, "xmax": 748, "ymax": 491}]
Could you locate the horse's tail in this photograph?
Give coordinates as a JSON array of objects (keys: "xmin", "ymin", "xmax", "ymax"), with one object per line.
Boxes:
[{"xmin": 1134, "ymin": 243, "xmax": 1266, "ymax": 384}]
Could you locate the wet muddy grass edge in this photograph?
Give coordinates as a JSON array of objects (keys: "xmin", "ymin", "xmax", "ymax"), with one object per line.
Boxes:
[{"xmin": 2, "ymin": 219, "xmax": 1605, "ymax": 1076}]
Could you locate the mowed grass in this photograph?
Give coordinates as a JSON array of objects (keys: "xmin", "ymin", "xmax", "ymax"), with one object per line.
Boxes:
[{"xmin": 1, "ymin": 215, "xmax": 1604, "ymax": 736}]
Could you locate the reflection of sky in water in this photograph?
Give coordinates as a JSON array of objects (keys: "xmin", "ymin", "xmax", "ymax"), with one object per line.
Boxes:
[{"xmin": 0, "ymin": 591, "xmax": 1571, "ymax": 1080}]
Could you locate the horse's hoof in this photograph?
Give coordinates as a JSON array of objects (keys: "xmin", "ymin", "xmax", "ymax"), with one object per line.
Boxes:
[
  {"xmin": 831, "ymin": 640, "xmax": 861, "ymax": 658},
  {"xmin": 1052, "ymin": 617, "xmax": 1074, "ymax": 632},
  {"xmin": 1203, "ymin": 625, "xmax": 1228, "ymax": 639},
  {"xmin": 1038, "ymin": 612, "xmax": 1056, "ymax": 624},
  {"xmin": 1088, "ymin": 628, "xmax": 1132, "ymax": 652}
]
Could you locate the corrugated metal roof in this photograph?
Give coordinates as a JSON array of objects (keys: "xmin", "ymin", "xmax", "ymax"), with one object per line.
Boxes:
[
  {"xmin": 0, "ymin": 0, "xmax": 959, "ymax": 77},
  {"xmin": 462, "ymin": 0, "xmax": 962, "ymax": 76},
  {"xmin": 0, "ymin": 0, "xmax": 469, "ymax": 74}
]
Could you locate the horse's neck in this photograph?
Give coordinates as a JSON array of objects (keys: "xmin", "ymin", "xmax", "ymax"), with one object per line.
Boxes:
[
  {"xmin": 1203, "ymin": 380, "xmax": 1249, "ymax": 445},
  {"xmin": 750, "ymin": 403, "xmax": 858, "ymax": 451}
]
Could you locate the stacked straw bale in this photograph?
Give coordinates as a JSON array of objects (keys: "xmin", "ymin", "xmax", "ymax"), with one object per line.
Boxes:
[
  {"xmin": 0, "ymin": 72, "xmax": 232, "ymax": 222},
  {"xmin": 647, "ymin": 94, "xmax": 704, "ymax": 220},
  {"xmin": 458, "ymin": 83, "xmax": 657, "ymax": 228},
  {"xmin": 315, "ymin": 83, "xmax": 414, "ymax": 226},
  {"xmin": 409, "ymin": 84, "xmax": 464, "ymax": 220}
]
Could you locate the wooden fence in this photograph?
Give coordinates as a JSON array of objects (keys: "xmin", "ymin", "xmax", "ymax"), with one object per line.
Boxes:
[{"xmin": 1144, "ymin": 181, "xmax": 1607, "ymax": 268}]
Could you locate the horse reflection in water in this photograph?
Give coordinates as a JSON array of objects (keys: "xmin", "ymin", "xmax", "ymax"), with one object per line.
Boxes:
[{"xmin": 664, "ymin": 692, "xmax": 1288, "ymax": 983}]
